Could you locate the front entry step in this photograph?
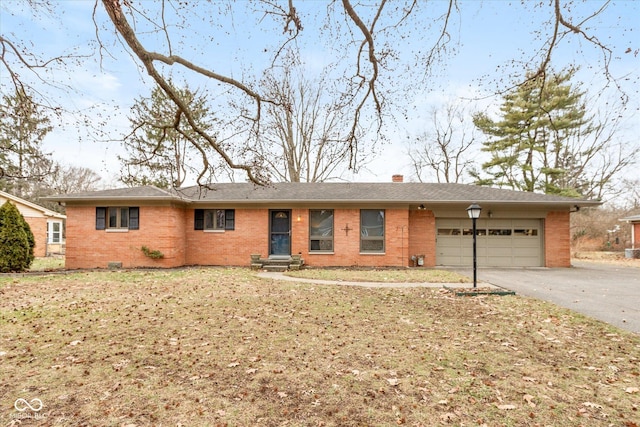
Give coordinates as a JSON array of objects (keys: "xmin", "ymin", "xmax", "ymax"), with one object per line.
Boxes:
[
  {"xmin": 250, "ymin": 255, "xmax": 304, "ymax": 271},
  {"xmin": 263, "ymin": 264, "xmax": 289, "ymax": 272}
]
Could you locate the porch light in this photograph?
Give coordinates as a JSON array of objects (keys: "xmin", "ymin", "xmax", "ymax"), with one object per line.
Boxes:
[
  {"xmin": 466, "ymin": 203, "xmax": 482, "ymax": 288},
  {"xmin": 466, "ymin": 204, "xmax": 482, "ymax": 220}
]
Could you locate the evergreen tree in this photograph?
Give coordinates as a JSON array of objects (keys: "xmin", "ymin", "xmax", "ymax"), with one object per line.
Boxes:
[
  {"xmin": 0, "ymin": 87, "xmax": 54, "ymax": 198},
  {"xmin": 0, "ymin": 201, "xmax": 34, "ymax": 272},
  {"xmin": 118, "ymin": 82, "xmax": 218, "ymax": 188},
  {"xmin": 472, "ymin": 69, "xmax": 588, "ymax": 196}
]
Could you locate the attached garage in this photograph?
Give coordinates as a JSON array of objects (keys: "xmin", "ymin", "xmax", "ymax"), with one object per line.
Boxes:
[{"xmin": 436, "ymin": 218, "xmax": 542, "ymax": 267}]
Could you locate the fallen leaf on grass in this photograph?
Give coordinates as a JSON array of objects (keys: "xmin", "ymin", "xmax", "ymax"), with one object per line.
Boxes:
[
  {"xmin": 387, "ymin": 378, "xmax": 400, "ymax": 386},
  {"xmin": 440, "ymin": 412, "xmax": 456, "ymax": 422},
  {"xmin": 523, "ymin": 394, "xmax": 536, "ymax": 407},
  {"xmin": 625, "ymin": 387, "xmax": 639, "ymax": 394},
  {"xmin": 227, "ymin": 362, "xmax": 239, "ymax": 368},
  {"xmin": 246, "ymin": 368, "xmax": 258, "ymax": 374},
  {"xmin": 583, "ymin": 402, "xmax": 603, "ymax": 409},
  {"xmin": 496, "ymin": 404, "xmax": 516, "ymax": 410},
  {"xmin": 69, "ymin": 340, "xmax": 82, "ymax": 346}
]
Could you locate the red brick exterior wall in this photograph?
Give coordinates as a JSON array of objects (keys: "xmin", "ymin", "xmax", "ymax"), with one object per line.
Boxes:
[
  {"xmin": 24, "ymin": 217, "xmax": 47, "ymax": 258},
  {"xmin": 301, "ymin": 208, "xmax": 409, "ymax": 267},
  {"xmin": 545, "ymin": 211, "xmax": 571, "ymax": 267},
  {"xmin": 65, "ymin": 205, "xmax": 187, "ymax": 269},
  {"xmin": 633, "ymin": 223, "xmax": 640, "ymax": 249},
  {"xmin": 185, "ymin": 208, "xmax": 269, "ymax": 266},
  {"xmin": 408, "ymin": 209, "xmax": 436, "ymax": 267},
  {"xmin": 64, "ymin": 204, "xmax": 573, "ymax": 269}
]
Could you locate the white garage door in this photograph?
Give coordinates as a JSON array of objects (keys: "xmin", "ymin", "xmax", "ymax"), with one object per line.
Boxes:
[{"xmin": 436, "ymin": 219, "xmax": 542, "ymax": 267}]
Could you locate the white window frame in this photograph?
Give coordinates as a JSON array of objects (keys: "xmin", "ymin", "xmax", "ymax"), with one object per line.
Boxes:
[{"xmin": 47, "ymin": 220, "xmax": 63, "ymax": 244}]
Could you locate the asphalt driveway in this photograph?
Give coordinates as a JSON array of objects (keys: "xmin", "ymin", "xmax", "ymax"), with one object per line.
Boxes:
[{"xmin": 450, "ymin": 261, "xmax": 640, "ymax": 334}]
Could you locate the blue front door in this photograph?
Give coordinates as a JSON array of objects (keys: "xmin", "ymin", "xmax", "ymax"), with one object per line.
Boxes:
[{"xmin": 270, "ymin": 210, "xmax": 291, "ymax": 256}]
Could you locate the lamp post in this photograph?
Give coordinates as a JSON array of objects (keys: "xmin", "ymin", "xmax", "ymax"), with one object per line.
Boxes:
[{"xmin": 466, "ymin": 203, "xmax": 482, "ymax": 288}]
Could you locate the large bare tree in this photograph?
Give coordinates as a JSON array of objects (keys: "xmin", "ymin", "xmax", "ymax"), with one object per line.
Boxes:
[
  {"xmin": 1, "ymin": 0, "xmax": 635, "ymax": 185},
  {"xmin": 32, "ymin": 164, "xmax": 103, "ymax": 213},
  {"xmin": 408, "ymin": 103, "xmax": 475, "ymax": 183},
  {"xmin": 252, "ymin": 51, "xmax": 363, "ymax": 182}
]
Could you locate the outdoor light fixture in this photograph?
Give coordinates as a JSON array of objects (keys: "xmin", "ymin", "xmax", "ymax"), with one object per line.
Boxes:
[
  {"xmin": 466, "ymin": 203, "xmax": 482, "ymax": 288},
  {"xmin": 466, "ymin": 204, "xmax": 482, "ymax": 220}
]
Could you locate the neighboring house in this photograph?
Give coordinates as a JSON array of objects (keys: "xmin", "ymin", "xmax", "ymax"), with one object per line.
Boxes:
[
  {"xmin": 45, "ymin": 176, "xmax": 601, "ymax": 270},
  {"xmin": 620, "ymin": 214, "xmax": 640, "ymax": 252},
  {"xmin": 0, "ymin": 190, "xmax": 66, "ymax": 257}
]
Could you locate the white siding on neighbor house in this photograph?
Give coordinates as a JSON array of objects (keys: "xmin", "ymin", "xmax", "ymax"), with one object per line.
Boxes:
[
  {"xmin": 436, "ymin": 218, "xmax": 542, "ymax": 267},
  {"xmin": 0, "ymin": 195, "xmax": 45, "ymax": 218}
]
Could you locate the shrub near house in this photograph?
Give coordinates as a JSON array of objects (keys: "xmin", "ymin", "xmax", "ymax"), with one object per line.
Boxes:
[{"xmin": 0, "ymin": 201, "xmax": 35, "ymax": 272}]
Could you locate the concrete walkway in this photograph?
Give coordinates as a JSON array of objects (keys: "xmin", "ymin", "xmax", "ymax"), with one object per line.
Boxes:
[{"xmin": 256, "ymin": 271, "xmax": 500, "ymax": 289}]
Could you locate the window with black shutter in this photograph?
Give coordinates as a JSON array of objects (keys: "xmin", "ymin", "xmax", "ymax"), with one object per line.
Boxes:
[
  {"xmin": 129, "ymin": 207, "xmax": 139, "ymax": 230},
  {"xmin": 194, "ymin": 209, "xmax": 204, "ymax": 230},
  {"xmin": 96, "ymin": 207, "xmax": 139, "ymax": 230},
  {"xmin": 224, "ymin": 209, "xmax": 235, "ymax": 230},
  {"xmin": 96, "ymin": 207, "xmax": 106, "ymax": 230}
]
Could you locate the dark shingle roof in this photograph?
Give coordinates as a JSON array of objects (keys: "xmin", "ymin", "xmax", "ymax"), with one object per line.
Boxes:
[
  {"xmin": 46, "ymin": 182, "xmax": 601, "ymax": 207},
  {"xmin": 45, "ymin": 185, "xmax": 185, "ymax": 201}
]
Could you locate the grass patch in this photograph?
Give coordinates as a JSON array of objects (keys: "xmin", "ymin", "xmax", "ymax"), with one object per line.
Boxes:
[
  {"xmin": 285, "ymin": 267, "xmax": 470, "ymax": 283},
  {"xmin": 28, "ymin": 256, "xmax": 65, "ymax": 272},
  {"xmin": 0, "ymin": 267, "xmax": 638, "ymax": 426}
]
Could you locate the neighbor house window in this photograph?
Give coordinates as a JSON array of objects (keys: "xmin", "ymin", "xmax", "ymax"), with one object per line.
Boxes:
[
  {"xmin": 309, "ymin": 209, "xmax": 334, "ymax": 252},
  {"xmin": 194, "ymin": 209, "xmax": 235, "ymax": 231},
  {"xmin": 360, "ymin": 209, "xmax": 384, "ymax": 253},
  {"xmin": 95, "ymin": 207, "xmax": 139, "ymax": 230},
  {"xmin": 47, "ymin": 220, "xmax": 63, "ymax": 243}
]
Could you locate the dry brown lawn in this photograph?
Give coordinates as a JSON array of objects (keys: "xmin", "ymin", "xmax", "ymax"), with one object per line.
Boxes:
[
  {"xmin": 1, "ymin": 267, "xmax": 639, "ymax": 426},
  {"xmin": 573, "ymin": 251, "xmax": 640, "ymax": 268},
  {"xmin": 283, "ymin": 268, "xmax": 470, "ymax": 283}
]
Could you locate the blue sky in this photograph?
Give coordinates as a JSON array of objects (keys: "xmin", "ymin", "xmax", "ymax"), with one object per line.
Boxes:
[{"xmin": 1, "ymin": 0, "xmax": 638, "ymax": 186}]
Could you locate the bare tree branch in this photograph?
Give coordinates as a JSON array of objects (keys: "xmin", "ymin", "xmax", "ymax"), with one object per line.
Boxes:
[{"xmin": 102, "ymin": 0, "xmax": 269, "ymax": 184}]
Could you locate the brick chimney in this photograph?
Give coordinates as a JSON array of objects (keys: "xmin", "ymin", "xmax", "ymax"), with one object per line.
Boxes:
[{"xmin": 392, "ymin": 174, "xmax": 404, "ymax": 183}]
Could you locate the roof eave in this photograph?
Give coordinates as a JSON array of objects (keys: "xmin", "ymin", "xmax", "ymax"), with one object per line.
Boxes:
[
  {"xmin": 43, "ymin": 195, "xmax": 189, "ymax": 203},
  {"xmin": 189, "ymin": 199, "xmax": 602, "ymax": 206}
]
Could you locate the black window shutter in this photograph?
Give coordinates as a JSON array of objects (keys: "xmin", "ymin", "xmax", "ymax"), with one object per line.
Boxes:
[
  {"xmin": 129, "ymin": 207, "xmax": 139, "ymax": 230},
  {"xmin": 225, "ymin": 209, "xmax": 235, "ymax": 230},
  {"xmin": 96, "ymin": 207, "xmax": 106, "ymax": 230},
  {"xmin": 194, "ymin": 209, "xmax": 204, "ymax": 230}
]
